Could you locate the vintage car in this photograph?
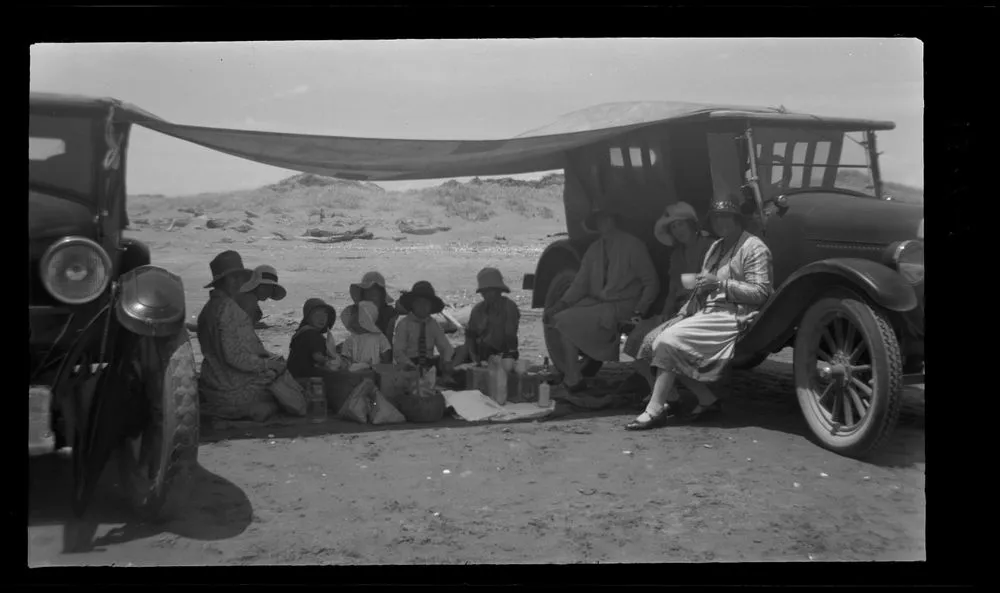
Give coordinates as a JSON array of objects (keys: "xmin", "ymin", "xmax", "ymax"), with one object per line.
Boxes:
[
  {"xmin": 518, "ymin": 105, "xmax": 924, "ymax": 459},
  {"xmin": 29, "ymin": 92, "xmax": 198, "ymax": 521},
  {"xmin": 79, "ymin": 98, "xmax": 922, "ymax": 460}
]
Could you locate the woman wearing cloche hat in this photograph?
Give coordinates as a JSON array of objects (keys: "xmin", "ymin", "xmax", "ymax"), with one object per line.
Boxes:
[
  {"xmin": 626, "ymin": 197, "xmax": 774, "ymax": 432},
  {"xmin": 453, "ymin": 267, "xmax": 521, "ymax": 365}
]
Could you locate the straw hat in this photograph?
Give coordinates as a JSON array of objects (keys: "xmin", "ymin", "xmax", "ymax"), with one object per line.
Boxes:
[
  {"xmin": 301, "ymin": 297, "xmax": 337, "ymax": 330},
  {"xmin": 203, "ymin": 250, "xmax": 248, "ymax": 289},
  {"xmin": 653, "ymin": 201, "xmax": 699, "ymax": 247},
  {"xmin": 239, "ymin": 264, "xmax": 287, "ymax": 300},
  {"xmin": 475, "ymin": 267, "xmax": 510, "ymax": 294},
  {"xmin": 398, "ymin": 281, "xmax": 445, "ymax": 314},
  {"xmin": 342, "ymin": 301, "xmax": 381, "ymax": 335},
  {"xmin": 349, "ymin": 271, "xmax": 394, "ymax": 304}
]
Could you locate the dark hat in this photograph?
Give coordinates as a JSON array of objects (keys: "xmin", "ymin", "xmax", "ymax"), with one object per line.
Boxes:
[
  {"xmin": 475, "ymin": 267, "xmax": 511, "ymax": 294},
  {"xmin": 582, "ymin": 204, "xmax": 623, "ymax": 233},
  {"xmin": 301, "ymin": 297, "xmax": 337, "ymax": 330},
  {"xmin": 398, "ymin": 280, "xmax": 445, "ymax": 315},
  {"xmin": 707, "ymin": 199, "xmax": 744, "ymax": 219},
  {"xmin": 204, "ymin": 250, "xmax": 248, "ymax": 289}
]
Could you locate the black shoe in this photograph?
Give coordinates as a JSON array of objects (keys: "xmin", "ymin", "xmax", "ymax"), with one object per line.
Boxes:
[{"xmin": 625, "ymin": 402, "xmax": 680, "ymax": 431}]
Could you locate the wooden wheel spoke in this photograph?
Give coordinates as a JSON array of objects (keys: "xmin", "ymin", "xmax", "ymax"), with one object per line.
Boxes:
[
  {"xmin": 816, "ymin": 349, "xmax": 834, "ymax": 364},
  {"xmin": 849, "ymin": 340, "xmax": 868, "ymax": 365},
  {"xmin": 832, "ymin": 317, "xmax": 846, "ymax": 351},
  {"xmin": 850, "ymin": 377, "xmax": 873, "ymax": 398},
  {"xmin": 844, "ymin": 322, "xmax": 858, "ymax": 358},
  {"xmin": 831, "ymin": 385, "xmax": 842, "ymax": 423},
  {"xmin": 818, "ymin": 381, "xmax": 835, "ymax": 408},
  {"xmin": 843, "ymin": 389, "xmax": 855, "ymax": 426},
  {"xmin": 821, "ymin": 327, "xmax": 839, "ymax": 358},
  {"xmin": 848, "ymin": 386, "xmax": 869, "ymax": 416},
  {"xmin": 849, "ymin": 364, "xmax": 872, "ymax": 374}
]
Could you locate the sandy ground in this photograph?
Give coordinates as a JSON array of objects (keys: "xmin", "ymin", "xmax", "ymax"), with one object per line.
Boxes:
[{"xmin": 27, "ymin": 217, "xmax": 925, "ymax": 565}]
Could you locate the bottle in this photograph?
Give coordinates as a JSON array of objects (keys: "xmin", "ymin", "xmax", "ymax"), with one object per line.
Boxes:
[
  {"xmin": 308, "ymin": 377, "xmax": 327, "ymax": 423},
  {"xmin": 495, "ymin": 358, "xmax": 508, "ymax": 406},
  {"xmin": 542, "ymin": 356, "xmax": 550, "ymax": 382},
  {"xmin": 537, "ymin": 382, "xmax": 551, "ymax": 408}
]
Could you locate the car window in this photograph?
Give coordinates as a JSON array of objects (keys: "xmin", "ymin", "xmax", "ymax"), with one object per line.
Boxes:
[
  {"xmin": 753, "ymin": 127, "xmax": 878, "ymax": 200},
  {"xmin": 29, "ymin": 115, "xmax": 95, "ymax": 200}
]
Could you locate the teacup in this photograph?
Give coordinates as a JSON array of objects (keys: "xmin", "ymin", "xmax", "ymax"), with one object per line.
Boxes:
[{"xmin": 681, "ymin": 273, "xmax": 699, "ymax": 290}]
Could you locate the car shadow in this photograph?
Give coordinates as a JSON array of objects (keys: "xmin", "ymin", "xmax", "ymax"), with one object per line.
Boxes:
[{"xmin": 29, "ymin": 453, "xmax": 253, "ymax": 554}]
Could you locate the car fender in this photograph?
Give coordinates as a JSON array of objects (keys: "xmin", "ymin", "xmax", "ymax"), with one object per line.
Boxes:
[
  {"xmin": 114, "ymin": 265, "xmax": 187, "ymax": 337},
  {"xmin": 530, "ymin": 238, "xmax": 590, "ymax": 308},
  {"xmin": 118, "ymin": 236, "xmax": 151, "ymax": 275},
  {"xmin": 735, "ymin": 258, "xmax": 918, "ymax": 358}
]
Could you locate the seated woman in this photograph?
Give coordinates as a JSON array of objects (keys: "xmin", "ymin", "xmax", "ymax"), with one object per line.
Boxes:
[
  {"xmin": 196, "ymin": 251, "xmax": 286, "ymax": 422},
  {"xmin": 239, "ymin": 264, "xmax": 288, "ymax": 326},
  {"xmin": 543, "ymin": 206, "xmax": 659, "ymax": 392},
  {"xmin": 453, "ymin": 267, "xmax": 520, "ymax": 365},
  {"xmin": 287, "ymin": 298, "xmax": 338, "ymax": 383},
  {"xmin": 626, "ymin": 199, "xmax": 773, "ymax": 430},
  {"xmin": 623, "ymin": 201, "xmax": 715, "ymax": 392},
  {"xmin": 393, "ymin": 281, "xmax": 454, "ymax": 376},
  {"xmin": 340, "ymin": 300, "xmax": 393, "ymax": 367}
]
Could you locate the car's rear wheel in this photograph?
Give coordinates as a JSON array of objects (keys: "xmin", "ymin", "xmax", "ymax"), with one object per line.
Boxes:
[
  {"xmin": 542, "ymin": 267, "xmax": 604, "ymax": 379},
  {"xmin": 793, "ymin": 295, "xmax": 903, "ymax": 459},
  {"xmin": 117, "ymin": 328, "xmax": 199, "ymax": 522}
]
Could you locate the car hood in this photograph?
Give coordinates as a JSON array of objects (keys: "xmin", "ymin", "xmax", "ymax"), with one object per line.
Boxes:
[
  {"xmin": 796, "ymin": 194, "xmax": 923, "ymax": 244},
  {"xmin": 29, "ymin": 190, "xmax": 97, "ymax": 248}
]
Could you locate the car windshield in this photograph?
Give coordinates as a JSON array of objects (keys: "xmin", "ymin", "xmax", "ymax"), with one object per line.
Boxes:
[
  {"xmin": 750, "ymin": 127, "xmax": 879, "ymax": 200},
  {"xmin": 29, "ymin": 114, "xmax": 95, "ymax": 201}
]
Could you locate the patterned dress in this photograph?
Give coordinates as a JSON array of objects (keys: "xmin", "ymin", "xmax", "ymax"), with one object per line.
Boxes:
[
  {"xmin": 647, "ymin": 231, "xmax": 773, "ymax": 382},
  {"xmin": 197, "ymin": 290, "xmax": 280, "ymax": 420}
]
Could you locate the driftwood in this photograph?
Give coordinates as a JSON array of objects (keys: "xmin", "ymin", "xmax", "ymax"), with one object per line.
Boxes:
[
  {"xmin": 272, "ymin": 232, "xmax": 289, "ymax": 241},
  {"xmin": 300, "ymin": 232, "xmax": 374, "ymax": 244},
  {"xmin": 397, "ymin": 220, "xmax": 452, "ymax": 235},
  {"xmin": 244, "ymin": 209, "xmax": 260, "ymax": 219},
  {"xmin": 206, "ymin": 218, "xmax": 228, "ymax": 229}
]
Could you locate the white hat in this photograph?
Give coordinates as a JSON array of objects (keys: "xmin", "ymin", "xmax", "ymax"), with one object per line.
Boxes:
[
  {"xmin": 653, "ymin": 201, "xmax": 699, "ymax": 247},
  {"xmin": 239, "ymin": 265, "xmax": 287, "ymax": 300}
]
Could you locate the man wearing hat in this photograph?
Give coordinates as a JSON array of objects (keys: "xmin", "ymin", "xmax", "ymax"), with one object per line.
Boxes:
[
  {"xmin": 393, "ymin": 280, "xmax": 454, "ymax": 375},
  {"xmin": 238, "ymin": 264, "xmax": 288, "ymax": 327},
  {"xmin": 196, "ymin": 251, "xmax": 286, "ymax": 422},
  {"xmin": 542, "ymin": 204, "xmax": 660, "ymax": 393},
  {"xmin": 454, "ymin": 267, "xmax": 521, "ymax": 365}
]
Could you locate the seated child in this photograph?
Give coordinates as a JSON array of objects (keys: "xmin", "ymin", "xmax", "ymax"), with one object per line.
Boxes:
[
  {"xmin": 393, "ymin": 280, "xmax": 454, "ymax": 375},
  {"xmin": 340, "ymin": 301, "xmax": 393, "ymax": 367},
  {"xmin": 288, "ymin": 298, "xmax": 338, "ymax": 381},
  {"xmin": 454, "ymin": 267, "xmax": 520, "ymax": 365}
]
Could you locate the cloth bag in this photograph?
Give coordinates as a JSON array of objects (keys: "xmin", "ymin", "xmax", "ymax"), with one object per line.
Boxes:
[
  {"xmin": 369, "ymin": 388, "xmax": 406, "ymax": 425},
  {"xmin": 268, "ymin": 370, "xmax": 309, "ymax": 416},
  {"xmin": 339, "ymin": 378, "xmax": 375, "ymax": 424}
]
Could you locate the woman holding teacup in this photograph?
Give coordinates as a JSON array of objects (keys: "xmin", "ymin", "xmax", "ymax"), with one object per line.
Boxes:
[{"xmin": 626, "ymin": 198, "xmax": 774, "ymax": 430}]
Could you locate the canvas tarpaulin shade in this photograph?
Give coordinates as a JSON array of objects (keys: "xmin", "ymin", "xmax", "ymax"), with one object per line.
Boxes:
[
  {"xmin": 114, "ymin": 101, "xmax": 798, "ymax": 182},
  {"xmin": 100, "ymin": 99, "xmax": 893, "ymax": 182}
]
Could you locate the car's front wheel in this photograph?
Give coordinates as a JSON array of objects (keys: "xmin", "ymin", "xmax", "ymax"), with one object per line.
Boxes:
[
  {"xmin": 117, "ymin": 328, "xmax": 199, "ymax": 522},
  {"xmin": 793, "ymin": 294, "xmax": 903, "ymax": 459}
]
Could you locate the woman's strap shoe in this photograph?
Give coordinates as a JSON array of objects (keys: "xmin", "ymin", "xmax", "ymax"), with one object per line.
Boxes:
[{"xmin": 625, "ymin": 403, "xmax": 679, "ymax": 431}]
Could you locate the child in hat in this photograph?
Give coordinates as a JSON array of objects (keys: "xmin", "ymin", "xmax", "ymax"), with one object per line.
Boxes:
[
  {"xmin": 340, "ymin": 301, "xmax": 393, "ymax": 367},
  {"xmin": 454, "ymin": 267, "xmax": 521, "ymax": 364},
  {"xmin": 348, "ymin": 271, "xmax": 402, "ymax": 345},
  {"xmin": 287, "ymin": 298, "xmax": 338, "ymax": 380},
  {"xmin": 239, "ymin": 264, "xmax": 288, "ymax": 326},
  {"xmin": 393, "ymin": 280, "xmax": 454, "ymax": 374}
]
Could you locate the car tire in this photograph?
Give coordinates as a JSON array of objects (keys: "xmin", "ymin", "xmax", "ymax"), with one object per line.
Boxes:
[
  {"xmin": 793, "ymin": 295, "xmax": 903, "ymax": 459},
  {"xmin": 542, "ymin": 267, "xmax": 604, "ymax": 379},
  {"xmin": 117, "ymin": 328, "xmax": 199, "ymax": 522}
]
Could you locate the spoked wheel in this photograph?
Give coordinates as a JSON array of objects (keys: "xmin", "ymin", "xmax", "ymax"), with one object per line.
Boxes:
[
  {"xmin": 542, "ymin": 267, "xmax": 604, "ymax": 379},
  {"xmin": 117, "ymin": 328, "xmax": 199, "ymax": 522},
  {"xmin": 794, "ymin": 295, "xmax": 903, "ymax": 459}
]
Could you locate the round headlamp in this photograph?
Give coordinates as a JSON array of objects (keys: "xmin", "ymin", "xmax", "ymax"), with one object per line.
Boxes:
[
  {"xmin": 892, "ymin": 239, "xmax": 924, "ymax": 285},
  {"xmin": 39, "ymin": 236, "xmax": 112, "ymax": 304}
]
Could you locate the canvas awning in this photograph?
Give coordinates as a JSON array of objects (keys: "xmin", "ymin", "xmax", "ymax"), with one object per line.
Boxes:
[{"xmin": 98, "ymin": 98, "xmax": 894, "ymax": 182}]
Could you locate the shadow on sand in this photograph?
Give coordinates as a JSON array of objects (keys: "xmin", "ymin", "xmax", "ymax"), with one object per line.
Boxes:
[{"xmin": 28, "ymin": 453, "xmax": 253, "ymax": 554}]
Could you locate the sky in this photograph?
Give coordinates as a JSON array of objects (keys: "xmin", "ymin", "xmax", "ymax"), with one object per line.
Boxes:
[{"xmin": 29, "ymin": 38, "xmax": 923, "ymax": 195}]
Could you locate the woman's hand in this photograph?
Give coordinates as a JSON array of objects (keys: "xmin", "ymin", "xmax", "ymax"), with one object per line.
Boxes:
[{"xmin": 696, "ymin": 273, "xmax": 721, "ymax": 293}]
